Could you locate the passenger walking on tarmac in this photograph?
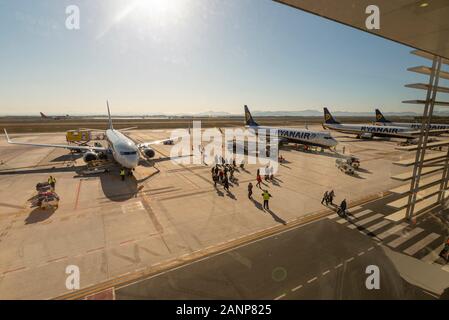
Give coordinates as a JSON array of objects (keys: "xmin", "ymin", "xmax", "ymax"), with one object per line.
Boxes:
[
  {"xmin": 48, "ymin": 176, "xmax": 56, "ymax": 191},
  {"xmin": 256, "ymin": 173, "xmax": 262, "ymax": 188},
  {"xmin": 232, "ymin": 159, "xmax": 236, "ymax": 168},
  {"xmin": 338, "ymin": 199, "xmax": 347, "ymax": 216},
  {"xmin": 229, "ymin": 167, "xmax": 235, "ymax": 182},
  {"xmin": 321, "ymin": 191, "xmax": 329, "ymax": 205},
  {"xmin": 248, "ymin": 182, "xmax": 253, "ymax": 199},
  {"xmin": 223, "ymin": 179, "xmax": 230, "ymax": 192},
  {"xmin": 120, "ymin": 168, "xmax": 126, "ymax": 181},
  {"xmin": 219, "ymin": 169, "xmax": 224, "ymax": 182},
  {"xmin": 264, "ymin": 165, "xmax": 269, "ymax": 181},
  {"xmin": 213, "ymin": 173, "xmax": 218, "ymax": 188},
  {"xmin": 328, "ymin": 190, "xmax": 335, "ymax": 205},
  {"xmin": 214, "ymin": 165, "xmax": 219, "ymax": 176},
  {"xmin": 262, "ymin": 190, "xmax": 272, "ymax": 210},
  {"xmin": 269, "ymin": 166, "xmax": 274, "ymax": 180}
]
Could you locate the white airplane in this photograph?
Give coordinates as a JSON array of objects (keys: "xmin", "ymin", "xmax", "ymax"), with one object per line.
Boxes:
[
  {"xmin": 244, "ymin": 105, "xmax": 338, "ymax": 148},
  {"xmin": 5, "ymin": 102, "xmax": 176, "ymax": 169},
  {"xmin": 323, "ymin": 107, "xmax": 448, "ymax": 140},
  {"xmin": 375, "ymin": 108, "xmax": 449, "ymax": 130},
  {"xmin": 40, "ymin": 112, "xmax": 70, "ymax": 120}
]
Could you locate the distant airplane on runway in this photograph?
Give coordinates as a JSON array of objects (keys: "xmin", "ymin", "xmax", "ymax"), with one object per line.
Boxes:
[
  {"xmin": 244, "ymin": 105, "xmax": 338, "ymax": 148},
  {"xmin": 375, "ymin": 108, "xmax": 449, "ymax": 130},
  {"xmin": 323, "ymin": 108, "xmax": 448, "ymax": 140},
  {"xmin": 5, "ymin": 102, "xmax": 178, "ymax": 169},
  {"xmin": 40, "ymin": 112, "xmax": 70, "ymax": 120}
]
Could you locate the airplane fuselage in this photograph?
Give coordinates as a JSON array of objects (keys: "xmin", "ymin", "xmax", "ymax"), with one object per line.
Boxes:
[
  {"xmin": 376, "ymin": 122, "xmax": 449, "ymax": 130},
  {"xmin": 323, "ymin": 123, "xmax": 414, "ymax": 139},
  {"xmin": 248, "ymin": 125, "xmax": 338, "ymax": 148},
  {"xmin": 105, "ymin": 129, "xmax": 139, "ymax": 169}
]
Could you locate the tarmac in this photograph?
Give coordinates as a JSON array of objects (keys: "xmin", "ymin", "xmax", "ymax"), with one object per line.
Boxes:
[{"xmin": 0, "ymin": 125, "xmax": 446, "ymax": 299}]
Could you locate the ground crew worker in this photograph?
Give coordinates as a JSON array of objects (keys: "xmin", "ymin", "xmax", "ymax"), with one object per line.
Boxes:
[
  {"xmin": 120, "ymin": 168, "xmax": 125, "ymax": 181},
  {"xmin": 248, "ymin": 182, "xmax": 253, "ymax": 199},
  {"xmin": 262, "ymin": 190, "xmax": 272, "ymax": 210},
  {"xmin": 48, "ymin": 176, "xmax": 56, "ymax": 191}
]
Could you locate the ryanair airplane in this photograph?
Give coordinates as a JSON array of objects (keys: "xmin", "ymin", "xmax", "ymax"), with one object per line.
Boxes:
[
  {"xmin": 375, "ymin": 108, "xmax": 449, "ymax": 130},
  {"xmin": 322, "ymin": 107, "xmax": 423, "ymax": 139},
  {"xmin": 244, "ymin": 105, "xmax": 338, "ymax": 148}
]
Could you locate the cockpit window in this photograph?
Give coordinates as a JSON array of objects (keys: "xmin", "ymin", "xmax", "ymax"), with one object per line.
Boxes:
[{"xmin": 120, "ymin": 151, "xmax": 137, "ymax": 155}]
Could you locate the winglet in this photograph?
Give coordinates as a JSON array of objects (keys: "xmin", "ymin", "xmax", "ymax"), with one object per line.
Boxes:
[
  {"xmin": 107, "ymin": 100, "xmax": 113, "ymax": 130},
  {"xmin": 3, "ymin": 129, "xmax": 11, "ymax": 143}
]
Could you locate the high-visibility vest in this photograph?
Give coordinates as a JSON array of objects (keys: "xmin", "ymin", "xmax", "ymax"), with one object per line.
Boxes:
[
  {"xmin": 120, "ymin": 170, "xmax": 125, "ymax": 176},
  {"xmin": 48, "ymin": 177, "xmax": 56, "ymax": 184},
  {"xmin": 262, "ymin": 192, "xmax": 271, "ymax": 201}
]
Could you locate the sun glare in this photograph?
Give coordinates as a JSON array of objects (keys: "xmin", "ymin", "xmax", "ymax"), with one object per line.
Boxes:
[{"xmin": 135, "ymin": 0, "xmax": 188, "ymax": 24}]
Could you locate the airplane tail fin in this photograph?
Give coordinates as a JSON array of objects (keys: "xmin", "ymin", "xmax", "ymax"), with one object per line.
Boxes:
[
  {"xmin": 244, "ymin": 105, "xmax": 259, "ymax": 127},
  {"xmin": 3, "ymin": 129, "xmax": 11, "ymax": 142},
  {"xmin": 323, "ymin": 108, "xmax": 340, "ymax": 124},
  {"xmin": 107, "ymin": 101, "xmax": 113, "ymax": 130},
  {"xmin": 40, "ymin": 112, "xmax": 48, "ymax": 118},
  {"xmin": 375, "ymin": 109, "xmax": 390, "ymax": 123}
]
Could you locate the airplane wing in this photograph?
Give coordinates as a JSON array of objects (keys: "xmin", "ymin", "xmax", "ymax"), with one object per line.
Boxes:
[
  {"xmin": 3, "ymin": 129, "xmax": 108, "ymax": 152},
  {"xmin": 137, "ymin": 135, "xmax": 186, "ymax": 148}
]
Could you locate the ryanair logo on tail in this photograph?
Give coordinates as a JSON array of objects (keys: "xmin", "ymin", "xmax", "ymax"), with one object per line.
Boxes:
[
  {"xmin": 376, "ymin": 113, "xmax": 382, "ymax": 121},
  {"xmin": 244, "ymin": 105, "xmax": 259, "ymax": 127}
]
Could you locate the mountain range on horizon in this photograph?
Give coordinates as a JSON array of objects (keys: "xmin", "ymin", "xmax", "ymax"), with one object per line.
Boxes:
[{"xmin": 3, "ymin": 109, "xmax": 449, "ymax": 118}]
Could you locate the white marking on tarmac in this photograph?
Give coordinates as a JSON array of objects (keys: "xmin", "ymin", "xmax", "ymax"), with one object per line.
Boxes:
[
  {"xmin": 352, "ymin": 210, "xmax": 372, "ymax": 218},
  {"xmin": 307, "ymin": 277, "xmax": 318, "ymax": 283},
  {"xmin": 348, "ymin": 213, "xmax": 383, "ymax": 229},
  {"xmin": 387, "ymin": 228, "xmax": 424, "ymax": 248},
  {"xmin": 274, "ymin": 294, "xmax": 286, "ymax": 300},
  {"xmin": 322, "ymin": 270, "xmax": 330, "ymax": 276},
  {"xmin": 335, "ymin": 263, "xmax": 343, "ymax": 269},
  {"xmin": 367, "ymin": 246, "xmax": 374, "ymax": 251},
  {"xmin": 421, "ymin": 244, "xmax": 445, "ymax": 263},
  {"xmin": 358, "ymin": 252, "xmax": 365, "ymax": 256},
  {"xmin": 292, "ymin": 285, "xmax": 303, "ymax": 292},
  {"xmin": 376, "ymin": 223, "xmax": 408, "ymax": 240},
  {"xmin": 365, "ymin": 220, "xmax": 391, "ymax": 233},
  {"xmin": 346, "ymin": 257, "xmax": 354, "ymax": 263},
  {"xmin": 403, "ymin": 233, "xmax": 441, "ymax": 256}
]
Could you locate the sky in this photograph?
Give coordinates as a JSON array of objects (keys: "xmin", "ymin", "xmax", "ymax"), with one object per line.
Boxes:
[{"xmin": 0, "ymin": 0, "xmax": 443, "ymax": 115}]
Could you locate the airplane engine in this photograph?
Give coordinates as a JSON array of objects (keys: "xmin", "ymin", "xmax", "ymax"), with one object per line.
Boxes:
[
  {"xmin": 143, "ymin": 147, "xmax": 155, "ymax": 158},
  {"xmin": 359, "ymin": 133, "xmax": 373, "ymax": 139},
  {"xmin": 83, "ymin": 151, "xmax": 98, "ymax": 163}
]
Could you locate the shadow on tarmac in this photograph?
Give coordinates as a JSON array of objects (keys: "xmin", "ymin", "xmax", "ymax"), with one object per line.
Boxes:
[
  {"xmin": 100, "ymin": 173, "xmax": 141, "ymax": 202},
  {"xmin": 25, "ymin": 207, "xmax": 56, "ymax": 224},
  {"xmin": 266, "ymin": 208, "xmax": 287, "ymax": 225}
]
